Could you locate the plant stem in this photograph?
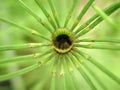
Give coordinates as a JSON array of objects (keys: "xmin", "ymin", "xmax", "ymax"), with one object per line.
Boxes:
[
  {"xmin": 18, "ymin": 0, "xmax": 52, "ymax": 33},
  {"xmin": 71, "ymin": 0, "xmax": 94, "ymax": 30},
  {"xmin": 92, "ymin": 4, "xmax": 120, "ymax": 31}
]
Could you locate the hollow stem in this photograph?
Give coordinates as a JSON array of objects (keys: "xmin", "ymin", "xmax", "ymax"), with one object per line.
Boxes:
[{"xmin": 52, "ymin": 28, "xmax": 74, "ymax": 54}]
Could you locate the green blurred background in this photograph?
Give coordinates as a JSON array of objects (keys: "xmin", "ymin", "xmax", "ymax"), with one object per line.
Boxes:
[{"xmin": 0, "ymin": 0, "xmax": 120, "ymax": 90}]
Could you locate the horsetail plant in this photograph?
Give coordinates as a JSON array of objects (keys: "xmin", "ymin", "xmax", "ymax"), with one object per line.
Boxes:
[{"xmin": 0, "ymin": 0, "xmax": 120, "ymax": 90}]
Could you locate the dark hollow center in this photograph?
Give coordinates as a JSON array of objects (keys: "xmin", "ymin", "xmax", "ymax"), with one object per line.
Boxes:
[{"xmin": 54, "ymin": 34, "xmax": 72, "ymax": 50}]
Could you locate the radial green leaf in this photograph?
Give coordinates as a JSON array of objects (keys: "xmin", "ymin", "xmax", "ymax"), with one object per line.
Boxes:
[{"xmin": 0, "ymin": 64, "xmax": 39, "ymax": 82}]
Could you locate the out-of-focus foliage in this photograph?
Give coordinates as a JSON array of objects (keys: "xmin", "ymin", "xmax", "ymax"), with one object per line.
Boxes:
[{"xmin": 0, "ymin": 0, "xmax": 120, "ymax": 90}]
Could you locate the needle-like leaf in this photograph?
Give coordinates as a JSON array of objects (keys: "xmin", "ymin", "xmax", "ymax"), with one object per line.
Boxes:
[
  {"xmin": 92, "ymin": 4, "xmax": 120, "ymax": 30},
  {"xmin": 0, "ymin": 64, "xmax": 39, "ymax": 82},
  {"xmin": 19, "ymin": 0, "xmax": 52, "ymax": 33},
  {"xmin": 76, "ymin": 49, "xmax": 120, "ymax": 85},
  {"xmin": 71, "ymin": 0, "xmax": 94, "ymax": 30},
  {"xmin": 0, "ymin": 43, "xmax": 47, "ymax": 51},
  {"xmin": 47, "ymin": 0, "xmax": 60, "ymax": 28},
  {"xmin": 75, "ymin": 2, "xmax": 120, "ymax": 35},
  {"xmin": 35, "ymin": 0, "xmax": 57, "ymax": 30}
]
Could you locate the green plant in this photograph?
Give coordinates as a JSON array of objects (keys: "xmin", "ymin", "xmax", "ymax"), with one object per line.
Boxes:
[{"xmin": 0, "ymin": 0, "xmax": 120, "ymax": 90}]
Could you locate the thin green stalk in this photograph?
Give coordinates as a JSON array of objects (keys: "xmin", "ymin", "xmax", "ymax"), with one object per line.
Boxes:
[
  {"xmin": 75, "ymin": 44, "xmax": 120, "ymax": 50},
  {"xmin": 51, "ymin": 57, "xmax": 59, "ymax": 77},
  {"xmin": 61, "ymin": 59, "xmax": 67, "ymax": 90},
  {"xmin": 76, "ymin": 49, "xmax": 120, "ymax": 85},
  {"xmin": 69, "ymin": 53, "xmax": 79, "ymax": 69},
  {"xmin": 31, "ymin": 76, "xmax": 50, "ymax": 90},
  {"xmin": 8, "ymin": 64, "xmax": 26, "ymax": 90},
  {"xmin": 67, "ymin": 53, "xmax": 82, "ymax": 90},
  {"xmin": 0, "ymin": 63, "xmax": 39, "ymax": 82},
  {"xmin": 47, "ymin": 0, "xmax": 60, "ymax": 28},
  {"xmin": 69, "ymin": 54, "xmax": 97, "ymax": 90},
  {"xmin": 0, "ymin": 47, "xmax": 53, "ymax": 65},
  {"xmin": 59, "ymin": 63, "xmax": 66, "ymax": 90},
  {"xmin": 64, "ymin": 72, "xmax": 73, "ymax": 90},
  {"xmin": 83, "ymin": 63, "xmax": 108, "ymax": 90},
  {"xmin": 18, "ymin": 0, "xmax": 52, "ymax": 33},
  {"xmin": 49, "ymin": 76, "xmax": 56, "ymax": 90},
  {"xmin": 55, "ymin": 56, "xmax": 68, "ymax": 90},
  {"xmin": 69, "ymin": 71, "xmax": 81, "ymax": 90},
  {"xmin": 55, "ymin": 57, "xmax": 65, "ymax": 90},
  {"xmin": 64, "ymin": 56, "xmax": 80, "ymax": 90},
  {"xmin": 31, "ymin": 60, "xmax": 55, "ymax": 90},
  {"xmin": 34, "ymin": 49, "xmax": 54, "ymax": 66},
  {"xmin": 71, "ymin": 0, "xmax": 94, "ymax": 30},
  {"xmin": 77, "ymin": 38, "xmax": 120, "ymax": 43},
  {"xmin": 50, "ymin": 59, "xmax": 59, "ymax": 90},
  {"xmin": 77, "ymin": 66, "xmax": 97, "ymax": 90},
  {"xmin": 0, "ymin": 43, "xmax": 47, "ymax": 51},
  {"xmin": 0, "ymin": 18, "xmax": 49, "ymax": 41},
  {"xmin": 41, "ymin": 60, "xmax": 55, "ymax": 90},
  {"xmin": 64, "ymin": 0, "xmax": 78, "ymax": 27},
  {"xmin": 74, "ymin": 51, "xmax": 108, "ymax": 90},
  {"xmin": 62, "ymin": 57, "xmax": 74, "ymax": 90},
  {"xmin": 0, "ymin": 18, "xmax": 36, "ymax": 33},
  {"xmin": 52, "ymin": 57, "xmax": 61, "ymax": 90},
  {"xmin": 41, "ymin": 53, "xmax": 53, "ymax": 64},
  {"xmin": 55, "ymin": 76, "xmax": 65, "ymax": 90},
  {"xmin": 35, "ymin": 0, "xmax": 57, "ymax": 29},
  {"xmin": 71, "ymin": 52, "xmax": 97, "ymax": 90},
  {"xmin": 1, "ymin": 27, "xmax": 26, "ymax": 90},
  {"xmin": 89, "ymin": 58, "xmax": 120, "ymax": 85},
  {"xmin": 76, "ymin": 16, "xmax": 117, "ymax": 38},
  {"xmin": 74, "ymin": 2, "xmax": 120, "ymax": 35},
  {"xmin": 0, "ymin": 54, "xmax": 35, "ymax": 64},
  {"xmin": 92, "ymin": 4, "xmax": 120, "ymax": 30}
]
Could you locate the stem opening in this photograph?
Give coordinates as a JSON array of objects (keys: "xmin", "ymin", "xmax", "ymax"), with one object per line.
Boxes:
[{"xmin": 52, "ymin": 28, "xmax": 74, "ymax": 54}]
